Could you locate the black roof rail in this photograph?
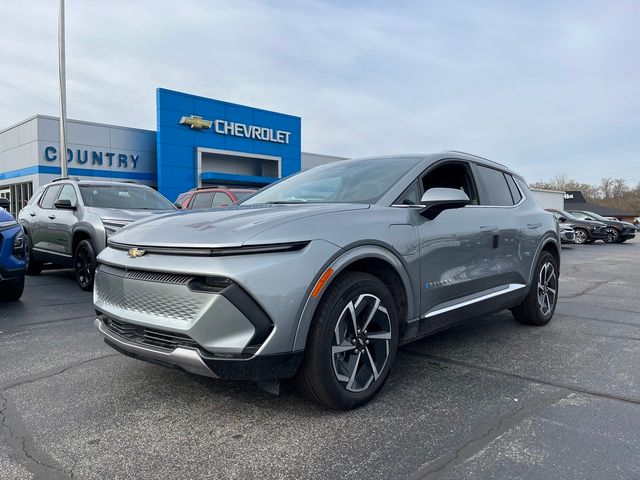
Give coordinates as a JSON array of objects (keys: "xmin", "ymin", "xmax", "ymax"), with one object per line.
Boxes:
[
  {"xmin": 51, "ymin": 176, "xmax": 80, "ymax": 182},
  {"xmin": 189, "ymin": 185, "xmax": 229, "ymax": 191},
  {"xmin": 118, "ymin": 180, "xmax": 140, "ymax": 184},
  {"xmin": 441, "ymin": 150, "xmax": 507, "ymax": 169}
]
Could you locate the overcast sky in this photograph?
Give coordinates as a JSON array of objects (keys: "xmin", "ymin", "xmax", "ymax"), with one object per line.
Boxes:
[{"xmin": 1, "ymin": 1, "xmax": 639, "ymax": 185}]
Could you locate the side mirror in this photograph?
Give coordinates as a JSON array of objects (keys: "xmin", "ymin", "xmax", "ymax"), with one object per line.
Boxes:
[
  {"xmin": 174, "ymin": 202, "xmax": 182, "ymax": 209},
  {"xmin": 558, "ymin": 216, "xmax": 567, "ymax": 223},
  {"xmin": 54, "ymin": 198, "xmax": 75, "ymax": 210},
  {"xmin": 585, "ymin": 217, "xmax": 594, "ymax": 221},
  {"xmin": 420, "ymin": 188, "xmax": 470, "ymax": 219}
]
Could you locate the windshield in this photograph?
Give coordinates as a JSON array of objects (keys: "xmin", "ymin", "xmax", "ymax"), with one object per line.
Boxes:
[
  {"xmin": 581, "ymin": 211, "xmax": 609, "ymax": 222},
  {"xmin": 79, "ymin": 185, "xmax": 175, "ymax": 210},
  {"xmin": 241, "ymin": 157, "xmax": 420, "ymax": 205},
  {"xmin": 554, "ymin": 209, "xmax": 578, "ymax": 220}
]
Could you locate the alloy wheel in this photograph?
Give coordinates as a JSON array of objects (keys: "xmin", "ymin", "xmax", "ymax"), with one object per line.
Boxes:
[
  {"xmin": 537, "ymin": 262, "xmax": 557, "ymax": 317},
  {"xmin": 331, "ymin": 293, "xmax": 392, "ymax": 393},
  {"xmin": 75, "ymin": 246, "xmax": 93, "ymax": 287},
  {"xmin": 604, "ymin": 228, "xmax": 619, "ymax": 243},
  {"xmin": 574, "ymin": 229, "xmax": 587, "ymax": 244}
]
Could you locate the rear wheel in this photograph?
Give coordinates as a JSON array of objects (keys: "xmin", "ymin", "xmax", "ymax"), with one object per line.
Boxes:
[
  {"xmin": 296, "ymin": 271, "xmax": 399, "ymax": 410},
  {"xmin": 24, "ymin": 233, "xmax": 42, "ymax": 275},
  {"xmin": 512, "ymin": 251, "xmax": 558, "ymax": 326},
  {"xmin": 74, "ymin": 239, "xmax": 97, "ymax": 291},
  {"xmin": 0, "ymin": 277, "xmax": 25, "ymax": 301},
  {"xmin": 573, "ymin": 228, "xmax": 588, "ymax": 244},
  {"xmin": 604, "ymin": 228, "xmax": 619, "ymax": 243}
]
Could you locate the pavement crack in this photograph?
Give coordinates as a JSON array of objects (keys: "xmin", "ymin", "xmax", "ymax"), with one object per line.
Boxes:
[
  {"xmin": 410, "ymin": 391, "xmax": 570, "ymax": 480},
  {"xmin": 403, "ymin": 349, "xmax": 640, "ymax": 405},
  {"xmin": 1, "ymin": 391, "xmax": 72, "ymax": 480},
  {"xmin": 0, "ymin": 354, "xmax": 118, "ymax": 391}
]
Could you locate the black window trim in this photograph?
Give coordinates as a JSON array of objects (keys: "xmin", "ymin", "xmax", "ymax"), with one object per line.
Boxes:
[
  {"xmin": 469, "ymin": 163, "xmax": 525, "ymax": 209},
  {"xmin": 390, "ymin": 158, "xmax": 480, "ymax": 208}
]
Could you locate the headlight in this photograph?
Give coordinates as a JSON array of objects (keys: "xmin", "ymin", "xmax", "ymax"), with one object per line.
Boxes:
[
  {"xmin": 0, "ymin": 219, "xmax": 18, "ymax": 230},
  {"xmin": 102, "ymin": 219, "xmax": 130, "ymax": 238},
  {"xmin": 13, "ymin": 231, "xmax": 25, "ymax": 259}
]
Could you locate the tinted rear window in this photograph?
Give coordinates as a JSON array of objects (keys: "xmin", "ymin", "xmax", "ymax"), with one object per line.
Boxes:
[{"xmin": 476, "ymin": 165, "xmax": 513, "ymax": 206}]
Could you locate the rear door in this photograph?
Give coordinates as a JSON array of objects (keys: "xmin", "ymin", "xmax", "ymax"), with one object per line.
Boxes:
[{"xmin": 32, "ymin": 184, "xmax": 62, "ymax": 253}]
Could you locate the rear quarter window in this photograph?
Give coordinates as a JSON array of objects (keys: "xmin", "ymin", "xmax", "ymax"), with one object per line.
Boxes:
[{"xmin": 476, "ymin": 165, "xmax": 514, "ymax": 206}]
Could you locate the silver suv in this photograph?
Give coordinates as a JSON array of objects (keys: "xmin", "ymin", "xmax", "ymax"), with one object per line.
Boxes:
[
  {"xmin": 94, "ymin": 152, "xmax": 560, "ymax": 409},
  {"xmin": 18, "ymin": 178, "xmax": 176, "ymax": 290}
]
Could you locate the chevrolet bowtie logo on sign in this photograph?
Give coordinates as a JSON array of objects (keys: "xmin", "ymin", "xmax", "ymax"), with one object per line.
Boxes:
[
  {"xmin": 178, "ymin": 114, "xmax": 292, "ymax": 144},
  {"xmin": 179, "ymin": 115, "xmax": 213, "ymax": 130},
  {"xmin": 128, "ymin": 248, "xmax": 147, "ymax": 258}
]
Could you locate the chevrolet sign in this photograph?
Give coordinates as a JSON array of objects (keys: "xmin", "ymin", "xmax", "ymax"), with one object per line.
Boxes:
[{"xmin": 178, "ymin": 115, "xmax": 291, "ymax": 144}]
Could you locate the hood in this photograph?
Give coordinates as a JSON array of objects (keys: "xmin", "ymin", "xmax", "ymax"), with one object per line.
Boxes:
[
  {"xmin": 0, "ymin": 208, "xmax": 14, "ymax": 222},
  {"xmin": 109, "ymin": 203, "xmax": 369, "ymax": 248},
  {"xmin": 86, "ymin": 207, "xmax": 175, "ymax": 225}
]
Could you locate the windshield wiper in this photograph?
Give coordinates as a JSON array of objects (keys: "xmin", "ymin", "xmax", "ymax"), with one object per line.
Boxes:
[{"xmin": 263, "ymin": 200, "xmax": 308, "ymax": 204}]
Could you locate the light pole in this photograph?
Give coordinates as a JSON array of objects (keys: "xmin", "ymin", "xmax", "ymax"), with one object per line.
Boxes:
[{"xmin": 58, "ymin": 0, "xmax": 68, "ymax": 178}]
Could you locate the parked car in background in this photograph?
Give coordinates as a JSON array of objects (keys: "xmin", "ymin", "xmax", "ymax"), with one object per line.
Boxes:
[
  {"xmin": 175, "ymin": 186, "xmax": 257, "ymax": 210},
  {"xmin": 567, "ymin": 210, "xmax": 636, "ymax": 243},
  {"xmin": 18, "ymin": 178, "xmax": 176, "ymax": 290},
  {"xmin": 559, "ymin": 224, "xmax": 576, "ymax": 244},
  {"xmin": 0, "ymin": 206, "xmax": 25, "ymax": 300},
  {"xmin": 546, "ymin": 209, "xmax": 607, "ymax": 244},
  {"xmin": 94, "ymin": 152, "xmax": 560, "ymax": 409}
]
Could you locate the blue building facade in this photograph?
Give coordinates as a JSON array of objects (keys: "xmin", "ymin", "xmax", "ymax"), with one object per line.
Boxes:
[{"xmin": 156, "ymin": 88, "xmax": 301, "ymax": 201}]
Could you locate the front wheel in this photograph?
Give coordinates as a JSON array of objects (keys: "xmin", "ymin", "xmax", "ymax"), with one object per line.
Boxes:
[
  {"xmin": 512, "ymin": 251, "xmax": 558, "ymax": 326},
  {"xmin": 296, "ymin": 271, "xmax": 399, "ymax": 410},
  {"xmin": 74, "ymin": 239, "xmax": 97, "ymax": 291},
  {"xmin": 24, "ymin": 233, "xmax": 42, "ymax": 275},
  {"xmin": 0, "ymin": 277, "xmax": 25, "ymax": 301},
  {"xmin": 573, "ymin": 228, "xmax": 588, "ymax": 244},
  {"xmin": 604, "ymin": 228, "xmax": 619, "ymax": 243}
]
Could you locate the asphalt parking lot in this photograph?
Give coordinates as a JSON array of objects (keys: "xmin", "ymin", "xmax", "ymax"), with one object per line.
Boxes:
[{"xmin": 1, "ymin": 239, "xmax": 639, "ymax": 480}]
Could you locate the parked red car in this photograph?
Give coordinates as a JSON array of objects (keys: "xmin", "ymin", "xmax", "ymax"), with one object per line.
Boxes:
[{"xmin": 176, "ymin": 186, "xmax": 257, "ymax": 210}]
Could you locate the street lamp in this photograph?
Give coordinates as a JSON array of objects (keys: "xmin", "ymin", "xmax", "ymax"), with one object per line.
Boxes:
[{"xmin": 58, "ymin": 0, "xmax": 68, "ymax": 178}]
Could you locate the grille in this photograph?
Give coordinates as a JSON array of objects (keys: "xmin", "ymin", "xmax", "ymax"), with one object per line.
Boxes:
[
  {"xmin": 98, "ymin": 264, "xmax": 193, "ymax": 285},
  {"xmin": 103, "ymin": 316, "xmax": 200, "ymax": 351},
  {"xmin": 95, "ymin": 268, "xmax": 208, "ymax": 322}
]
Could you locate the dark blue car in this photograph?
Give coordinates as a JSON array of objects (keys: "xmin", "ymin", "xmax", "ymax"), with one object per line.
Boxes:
[{"xmin": 0, "ymin": 204, "xmax": 26, "ymax": 300}]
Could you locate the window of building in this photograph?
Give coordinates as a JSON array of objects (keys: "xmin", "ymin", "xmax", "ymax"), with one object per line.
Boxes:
[{"xmin": 476, "ymin": 165, "xmax": 513, "ymax": 206}]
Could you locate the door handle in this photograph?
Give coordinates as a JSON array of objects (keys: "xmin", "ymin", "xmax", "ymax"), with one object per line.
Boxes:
[
  {"xmin": 29, "ymin": 212, "xmax": 36, "ymax": 217},
  {"xmin": 48, "ymin": 215, "xmax": 56, "ymax": 219},
  {"xmin": 527, "ymin": 223, "xmax": 542, "ymax": 229}
]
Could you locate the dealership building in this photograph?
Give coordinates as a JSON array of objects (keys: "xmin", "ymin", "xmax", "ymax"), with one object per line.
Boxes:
[{"xmin": 0, "ymin": 88, "xmax": 345, "ymax": 214}]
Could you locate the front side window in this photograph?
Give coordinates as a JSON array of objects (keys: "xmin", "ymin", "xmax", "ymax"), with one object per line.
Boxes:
[
  {"xmin": 568, "ymin": 211, "xmax": 590, "ymax": 220},
  {"xmin": 58, "ymin": 184, "xmax": 78, "ymax": 206},
  {"xmin": 40, "ymin": 185, "xmax": 62, "ymax": 209},
  {"xmin": 241, "ymin": 157, "xmax": 420, "ymax": 205},
  {"xmin": 476, "ymin": 165, "xmax": 513, "ymax": 206},
  {"xmin": 79, "ymin": 185, "xmax": 175, "ymax": 210}
]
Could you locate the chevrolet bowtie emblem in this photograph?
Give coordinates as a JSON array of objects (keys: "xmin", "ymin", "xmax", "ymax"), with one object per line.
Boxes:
[
  {"xmin": 179, "ymin": 115, "xmax": 213, "ymax": 130},
  {"xmin": 128, "ymin": 247, "xmax": 146, "ymax": 258}
]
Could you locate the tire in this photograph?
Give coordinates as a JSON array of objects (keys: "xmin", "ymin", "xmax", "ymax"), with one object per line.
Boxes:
[
  {"xmin": 74, "ymin": 239, "xmax": 97, "ymax": 291},
  {"xmin": 573, "ymin": 228, "xmax": 589, "ymax": 245},
  {"xmin": 296, "ymin": 271, "xmax": 399, "ymax": 410},
  {"xmin": 618, "ymin": 238, "xmax": 627, "ymax": 243},
  {"xmin": 512, "ymin": 251, "xmax": 558, "ymax": 326},
  {"xmin": 604, "ymin": 228, "xmax": 619, "ymax": 244},
  {"xmin": 24, "ymin": 233, "xmax": 42, "ymax": 275},
  {"xmin": 0, "ymin": 276, "xmax": 25, "ymax": 301}
]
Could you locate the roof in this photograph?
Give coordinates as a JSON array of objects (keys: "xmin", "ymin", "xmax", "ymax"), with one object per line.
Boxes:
[{"xmin": 565, "ymin": 202, "xmax": 637, "ymax": 217}]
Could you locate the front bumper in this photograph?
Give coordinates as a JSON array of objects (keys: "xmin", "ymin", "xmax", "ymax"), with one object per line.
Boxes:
[
  {"xmin": 96, "ymin": 316, "xmax": 303, "ymax": 380},
  {"xmin": 621, "ymin": 227, "xmax": 636, "ymax": 240},
  {"xmin": 560, "ymin": 230, "xmax": 575, "ymax": 243}
]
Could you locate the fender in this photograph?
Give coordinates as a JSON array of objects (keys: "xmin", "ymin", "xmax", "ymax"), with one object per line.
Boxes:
[
  {"xmin": 527, "ymin": 231, "xmax": 561, "ymax": 286},
  {"xmin": 72, "ymin": 224, "xmax": 103, "ymax": 253},
  {"xmin": 291, "ymin": 244, "xmax": 415, "ymax": 352}
]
